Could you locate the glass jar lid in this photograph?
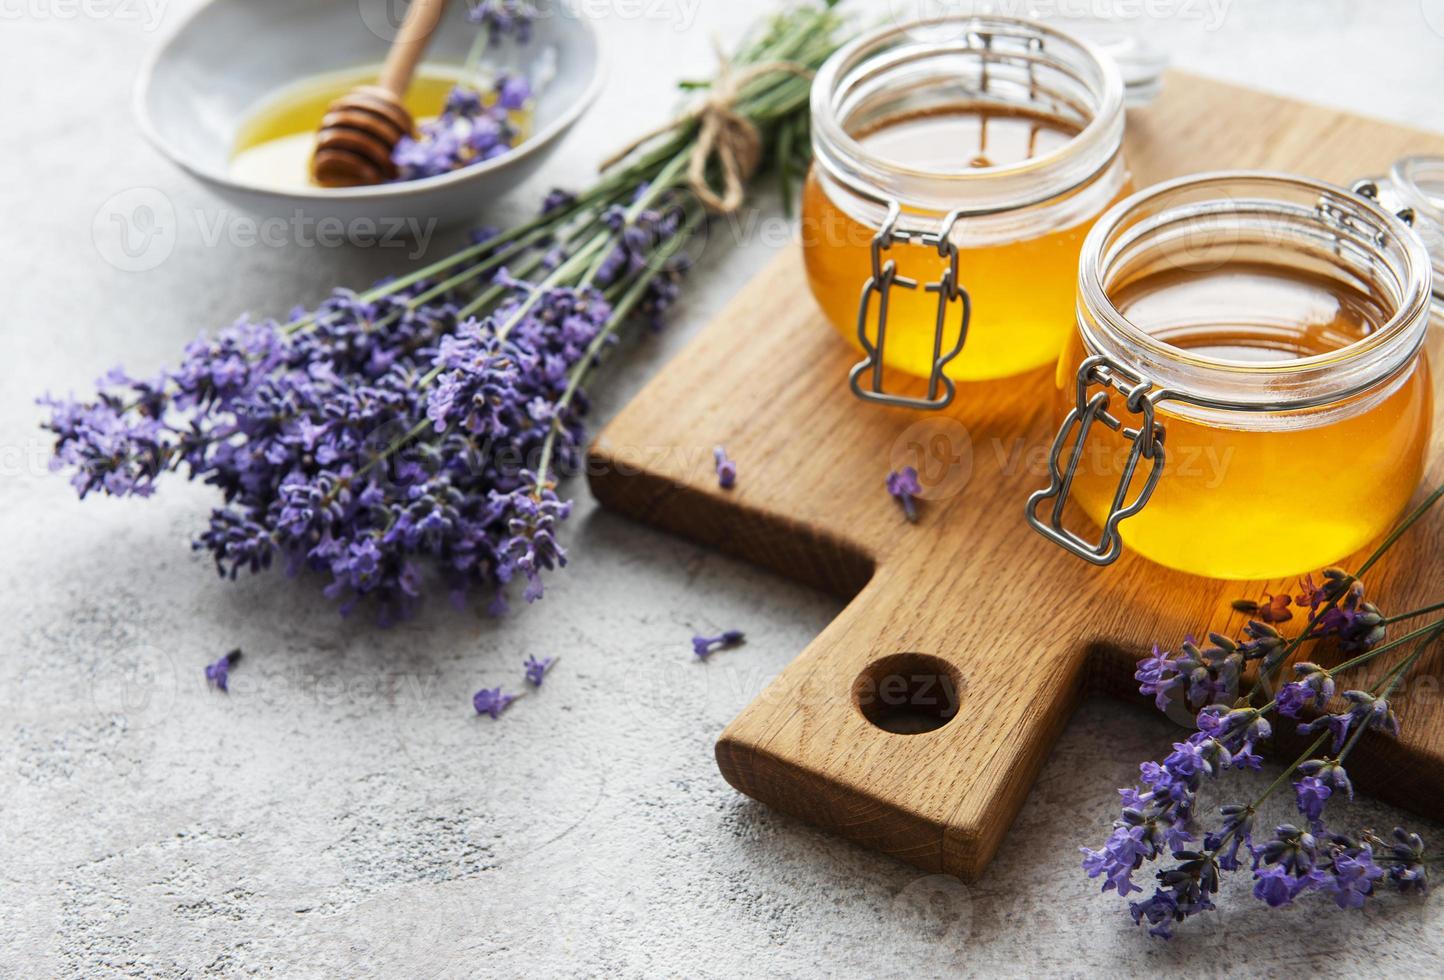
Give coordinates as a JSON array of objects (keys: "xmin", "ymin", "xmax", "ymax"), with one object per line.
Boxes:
[
  {"xmin": 1076, "ymin": 170, "xmax": 1433, "ymax": 421},
  {"xmin": 810, "ymin": 15, "xmax": 1126, "ymax": 219},
  {"xmin": 1357, "ymin": 155, "xmax": 1444, "ymax": 308}
]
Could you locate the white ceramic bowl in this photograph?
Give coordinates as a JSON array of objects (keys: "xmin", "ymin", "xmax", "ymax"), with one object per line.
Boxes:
[{"xmin": 135, "ymin": 0, "xmax": 603, "ymax": 228}]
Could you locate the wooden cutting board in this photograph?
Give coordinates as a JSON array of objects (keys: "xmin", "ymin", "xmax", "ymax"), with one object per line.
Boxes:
[{"xmin": 586, "ymin": 70, "xmax": 1444, "ymax": 879}]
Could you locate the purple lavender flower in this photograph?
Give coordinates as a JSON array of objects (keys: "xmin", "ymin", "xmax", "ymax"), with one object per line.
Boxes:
[
  {"xmin": 593, "ymin": 202, "xmax": 688, "ymax": 302},
  {"xmin": 1322, "ymin": 843, "xmax": 1384, "ymax": 910},
  {"xmin": 1277, "ymin": 661, "xmax": 1336, "ymax": 718},
  {"xmin": 523, "ymin": 654, "xmax": 554, "ymax": 686},
  {"xmin": 1127, "ymin": 888, "xmax": 1181, "ymax": 939},
  {"xmin": 1297, "ymin": 765, "xmax": 1351, "ymax": 808},
  {"xmin": 1252, "ymin": 864, "xmax": 1318, "ymax": 907},
  {"xmin": 542, "ymin": 189, "xmax": 577, "ymax": 214},
  {"xmin": 1082, "ymin": 808, "xmax": 1190, "ymax": 898},
  {"xmin": 1251, "ymin": 824, "xmax": 1324, "ymax": 908},
  {"xmin": 886, "ymin": 467, "xmax": 922, "ymax": 523},
  {"xmin": 393, "ymin": 74, "xmax": 530, "ymax": 181},
  {"xmin": 1293, "ymin": 776, "xmax": 1332, "ymax": 825},
  {"xmin": 469, "ymin": 0, "xmax": 536, "ymax": 44},
  {"xmin": 1298, "ymin": 690, "xmax": 1399, "ymax": 752},
  {"xmin": 1297, "ymin": 568, "xmax": 1353, "ymax": 612},
  {"xmin": 204, "ymin": 649, "xmax": 241, "ymax": 692},
  {"xmin": 1204, "ymin": 804, "xmax": 1255, "ymax": 871},
  {"xmin": 1135, "ymin": 633, "xmax": 1253, "ymax": 715},
  {"xmin": 693, "ymin": 630, "xmax": 745, "ymax": 660},
  {"xmin": 497, "ymin": 75, "xmax": 532, "ymax": 111},
  {"xmin": 1307, "ymin": 581, "xmax": 1386, "ymax": 651},
  {"xmin": 473, "ymin": 686, "xmax": 519, "ymax": 718},
  {"xmin": 1127, "ymin": 849, "xmax": 1219, "ymax": 937},
  {"xmin": 713, "ymin": 446, "xmax": 737, "ymax": 489},
  {"xmin": 1382, "ymin": 828, "xmax": 1429, "ymax": 893}
]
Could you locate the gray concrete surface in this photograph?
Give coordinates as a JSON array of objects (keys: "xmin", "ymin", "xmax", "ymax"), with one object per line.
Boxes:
[{"xmin": 6, "ymin": 1, "xmax": 1444, "ymax": 976}]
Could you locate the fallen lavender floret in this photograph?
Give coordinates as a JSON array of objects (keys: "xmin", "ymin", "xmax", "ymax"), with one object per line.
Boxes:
[
  {"xmin": 886, "ymin": 467, "xmax": 921, "ymax": 523},
  {"xmin": 204, "ymin": 649, "xmax": 242, "ymax": 692},
  {"xmin": 713, "ymin": 446, "xmax": 736, "ymax": 489},
  {"xmin": 473, "ymin": 686, "xmax": 520, "ymax": 719},
  {"xmin": 692, "ymin": 630, "xmax": 745, "ymax": 660},
  {"xmin": 523, "ymin": 654, "xmax": 555, "ymax": 686}
]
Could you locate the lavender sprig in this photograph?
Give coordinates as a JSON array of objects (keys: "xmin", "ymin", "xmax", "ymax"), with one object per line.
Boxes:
[{"xmin": 1092, "ymin": 480, "xmax": 1444, "ymax": 937}]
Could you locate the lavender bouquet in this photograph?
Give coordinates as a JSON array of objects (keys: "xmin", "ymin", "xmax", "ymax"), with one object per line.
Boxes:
[
  {"xmin": 1086, "ymin": 483, "xmax": 1444, "ymax": 937},
  {"xmin": 42, "ymin": 4, "xmax": 844, "ymax": 633}
]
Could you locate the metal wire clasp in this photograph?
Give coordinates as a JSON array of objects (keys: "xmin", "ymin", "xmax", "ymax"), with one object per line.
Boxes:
[
  {"xmin": 848, "ymin": 202, "xmax": 971, "ymax": 410},
  {"xmin": 1025, "ymin": 354, "xmax": 1168, "ymax": 565}
]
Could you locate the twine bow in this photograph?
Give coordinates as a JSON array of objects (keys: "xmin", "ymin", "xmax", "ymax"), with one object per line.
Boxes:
[{"xmin": 600, "ymin": 53, "xmax": 816, "ymax": 215}]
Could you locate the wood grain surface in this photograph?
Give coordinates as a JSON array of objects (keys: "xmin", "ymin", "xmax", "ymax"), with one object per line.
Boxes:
[{"xmin": 586, "ymin": 70, "xmax": 1444, "ymax": 879}]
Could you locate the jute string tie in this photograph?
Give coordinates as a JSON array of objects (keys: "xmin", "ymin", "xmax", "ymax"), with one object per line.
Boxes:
[{"xmin": 599, "ymin": 54, "xmax": 816, "ymax": 214}]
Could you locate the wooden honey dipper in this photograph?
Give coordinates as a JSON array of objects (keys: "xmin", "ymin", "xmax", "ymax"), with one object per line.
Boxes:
[{"xmin": 311, "ymin": 0, "xmax": 449, "ymax": 187}]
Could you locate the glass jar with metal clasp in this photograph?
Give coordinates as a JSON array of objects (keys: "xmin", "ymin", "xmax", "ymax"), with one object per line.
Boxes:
[
  {"xmin": 1026, "ymin": 171, "xmax": 1437, "ymax": 580},
  {"xmin": 802, "ymin": 14, "xmax": 1132, "ymax": 410}
]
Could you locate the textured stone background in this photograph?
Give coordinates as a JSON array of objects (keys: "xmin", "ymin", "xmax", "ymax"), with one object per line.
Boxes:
[{"xmin": 6, "ymin": 0, "xmax": 1444, "ymax": 975}]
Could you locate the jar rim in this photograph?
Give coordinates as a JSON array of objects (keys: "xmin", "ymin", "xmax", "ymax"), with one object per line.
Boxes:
[
  {"xmin": 811, "ymin": 15, "xmax": 1125, "ymax": 214},
  {"xmin": 1077, "ymin": 170, "xmax": 1434, "ymax": 412}
]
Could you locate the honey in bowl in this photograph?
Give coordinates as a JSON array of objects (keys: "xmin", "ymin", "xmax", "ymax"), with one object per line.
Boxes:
[
  {"xmin": 1058, "ymin": 262, "xmax": 1433, "ymax": 580},
  {"xmin": 230, "ymin": 66, "xmax": 531, "ymax": 191},
  {"xmin": 803, "ymin": 104, "xmax": 1130, "ymax": 383}
]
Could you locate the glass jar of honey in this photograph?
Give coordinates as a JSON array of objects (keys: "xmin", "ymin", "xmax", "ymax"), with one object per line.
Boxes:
[
  {"xmin": 804, "ymin": 15, "xmax": 1129, "ymax": 409},
  {"xmin": 1026, "ymin": 172, "xmax": 1435, "ymax": 580}
]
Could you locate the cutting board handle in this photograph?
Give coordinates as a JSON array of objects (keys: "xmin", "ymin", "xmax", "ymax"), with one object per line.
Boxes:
[{"xmin": 715, "ymin": 569, "xmax": 1088, "ymax": 878}]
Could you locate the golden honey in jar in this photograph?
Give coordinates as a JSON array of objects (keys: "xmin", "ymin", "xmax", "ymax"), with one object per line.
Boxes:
[
  {"xmin": 1028, "ymin": 173, "xmax": 1436, "ymax": 580},
  {"xmin": 804, "ymin": 17, "xmax": 1130, "ymax": 403}
]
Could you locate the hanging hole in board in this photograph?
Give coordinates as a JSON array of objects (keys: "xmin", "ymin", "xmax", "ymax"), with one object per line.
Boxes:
[{"xmin": 852, "ymin": 652, "xmax": 963, "ymax": 735}]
